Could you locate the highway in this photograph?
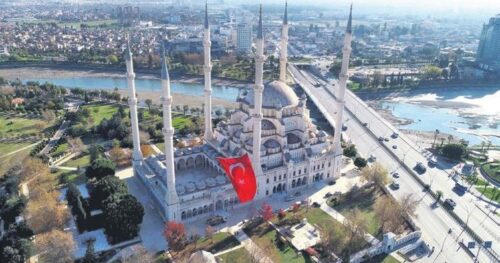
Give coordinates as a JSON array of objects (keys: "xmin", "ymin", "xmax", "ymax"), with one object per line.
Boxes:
[{"xmin": 289, "ymin": 64, "xmax": 499, "ymax": 263}]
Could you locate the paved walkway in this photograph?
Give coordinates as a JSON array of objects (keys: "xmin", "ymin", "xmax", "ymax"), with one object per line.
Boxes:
[{"xmin": 0, "ymin": 140, "xmax": 41, "ymax": 159}]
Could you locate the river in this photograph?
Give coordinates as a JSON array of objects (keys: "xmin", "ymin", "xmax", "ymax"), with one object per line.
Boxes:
[
  {"xmin": 375, "ymin": 88, "xmax": 500, "ymax": 146},
  {"xmin": 22, "ymin": 75, "xmax": 499, "ymax": 146},
  {"xmin": 23, "ymin": 76, "xmax": 242, "ymax": 101}
]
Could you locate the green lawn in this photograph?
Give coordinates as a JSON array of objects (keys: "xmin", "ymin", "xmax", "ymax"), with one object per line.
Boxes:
[
  {"xmin": 0, "ymin": 116, "xmax": 49, "ymax": 137},
  {"xmin": 334, "ymin": 187, "xmax": 383, "ymax": 238},
  {"xmin": 82, "ymin": 104, "xmax": 120, "ymax": 125},
  {"xmin": 0, "ymin": 142, "xmax": 33, "ymax": 155},
  {"xmin": 482, "ymin": 163, "xmax": 500, "ymax": 183},
  {"xmin": 50, "ymin": 141, "xmax": 69, "ymax": 157},
  {"xmin": 172, "ymin": 232, "xmax": 240, "ymax": 260},
  {"xmin": 51, "ymin": 169, "xmax": 86, "ymax": 187},
  {"xmin": 0, "ymin": 145, "xmax": 33, "ymax": 176},
  {"xmin": 251, "ymin": 227, "xmax": 312, "ymax": 263},
  {"xmin": 476, "ymin": 186, "xmax": 500, "ymax": 203},
  {"xmin": 62, "ymin": 154, "xmax": 91, "ymax": 168},
  {"xmin": 172, "ymin": 115, "xmax": 195, "ymax": 130},
  {"xmin": 217, "ymin": 247, "xmax": 252, "ymax": 263}
]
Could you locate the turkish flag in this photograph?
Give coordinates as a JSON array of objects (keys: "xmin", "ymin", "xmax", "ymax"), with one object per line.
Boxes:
[{"xmin": 217, "ymin": 154, "xmax": 257, "ymax": 203}]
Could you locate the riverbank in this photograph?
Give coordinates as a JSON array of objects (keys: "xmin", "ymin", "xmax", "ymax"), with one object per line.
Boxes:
[
  {"xmin": 0, "ymin": 67, "xmax": 251, "ymax": 88},
  {"xmin": 0, "ymin": 67, "xmax": 242, "ymax": 109},
  {"xmin": 117, "ymin": 89, "xmax": 238, "ymax": 109}
]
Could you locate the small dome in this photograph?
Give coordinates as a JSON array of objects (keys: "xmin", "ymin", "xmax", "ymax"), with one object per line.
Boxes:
[
  {"xmin": 205, "ymin": 178, "xmax": 216, "ymax": 187},
  {"xmin": 262, "ymin": 119, "xmax": 276, "ymax": 130},
  {"xmin": 242, "ymin": 80, "xmax": 299, "ymax": 109},
  {"xmin": 264, "ymin": 139, "xmax": 281, "ymax": 148},
  {"xmin": 195, "ymin": 181, "xmax": 206, "ymax": 190},
  {"xmin": 287, "ymin": 133, "xmax": 301, "ymax": 144},
  {"xmin": 215, "ymin": 175, "xmax": 226, "ymax": 185},
  {"xmin": 176, "ymin": 184, "xmax": 186, "ymax": 195},
  {"xmin": 186, "ymin": 182, "xmax": 196, "ymax": 192}
]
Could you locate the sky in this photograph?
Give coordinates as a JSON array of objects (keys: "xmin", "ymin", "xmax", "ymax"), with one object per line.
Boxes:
[{"xmin": 238, "ymin": 0, "xmax": 500, "ymax": 18}]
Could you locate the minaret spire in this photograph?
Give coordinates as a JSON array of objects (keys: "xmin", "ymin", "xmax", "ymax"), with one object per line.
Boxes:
[
  {"xmin": 257, "ymin": 4, "xmax": 263, "ymax": 39},
  {"xmin": 279, "ymin": 1, "xmax": 289, "ymax": 82},
  {"xmin": 204, "ymin": 0, "xmax": 209, "ymax": 29},
  {"xmin": 160, "ymin": 44, "xmax": 180, "ymax": 220},
  {"xmin": 124, "ymin": 38, "xmax": 143, "ymax": 163},
  {"xmin": 333, "ymin": 5, "xmax": 353, "ymax": 179},
  {"xmin": 203, "ymin": 1, "xmax": 213, "ymax": 140},
  {"xmin": 252, "ymin": 4, "xmax": 266, "ymax": 198}
]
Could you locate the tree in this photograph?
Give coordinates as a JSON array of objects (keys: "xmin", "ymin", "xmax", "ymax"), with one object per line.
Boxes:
[
  {"xmin": 35, "ymin": 229, "xmax": 75, "ymax": 263},
  {"xmin": 360, "ymin": 162, "xmax": 389, "ymax": 188},
  {"xmin": 91, "ymin": 175, "xmax": 128, "ymax": 207},
  {"xmin": 25, "ymin": 191, "xmax": 69, "ymax": 234},
  {"xmin": 373, "ymin": 196, "xmax": 401, "ymax": 234},
  {"xmin": 164, "ymin": 221, "xmax": 187, "ymax": 254},
  {"xmin": 277, "ymin": 209, "xmax": 286, "ymax": 221},
  {"xmin": 436, "ymin": 190, "xmax": 443, "ymax": 203},
  {"xmin": 342, "ymin": 209, "xmax": 369, "ymax": 259},
  {"xmin": 433, "ymin": 129, "xmax": 440, "ymax": 148},
  {"xmin": 121, "ymin": 245, "xmax": 155, "ymax": 263},
  {"xmin": 20, "ymin": 158, "xmax": 49, "ymax": 182},
  {"xmin": 108, "ymin": 54, "xmax": 119, "ymax": 64},
  {"xmin": 353, "ymin": 157, "xmax": 367, "ymax": 168},
  {"xmin": 145, "ymin": 99, "xmax": 153, "ymax": 110},
  {"xmin": 140, "ymin": 144, "xmax": 155, "ymax": 157},
  {"xmin": 259, "ymin": 202, "xmax": 274, "ymax": 221},
  {"xmin": 82, "ymin": 239, "xmax": 98, "ymax": 263},
  {"xmin": 191, "ymin": 233, "xmax": 201, "ymax": 249},
  {"xmin": 422, "ymin": 65, "xmax": 442, "ymax": 80},
  {"xmin": 109, "ymin": 145, "xmax": 126, "ymax": 164},
  {"xmin": 205, "ymin": 225, "xmax": 215, "ymax": 244},
  {"xmin": 441, "ymin": 143, "xmax": 466, "ymax": 160},
  {"xmin": 88, "ymin": 144, "xmax": 104, "ymax": 161},
  {"xmin": 102, "ymin": 194, "xmax": 144, "ymax": 243},
  {"xmin": 343, "ymin": 144, "xmax": 357, "ymax": 158},
  {"xmin": 65, "ymin": 183, "xmax": 81, "ymax": 208},
  {"xmin": 41, "ymin": 110, "xmax": 56, "ymax": 122},
  {"xmin": 85, "ymin": 158, "xmax": 116, "ymax": 180},
  {"xmin": 399, "ymin": 193, "xmax": 418, "ymax": 219}
]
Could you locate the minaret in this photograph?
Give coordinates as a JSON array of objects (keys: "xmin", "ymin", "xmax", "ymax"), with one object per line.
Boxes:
[
  {"xmin": 125, "ymin": 41, "xmax": 143, "ymax": 164},
  {"xmin": 279, "ymin": 1, "xmax": 288, "ymax": 83},
  {"xmin": 252, "ymin": 5, "xmax": 265, "ymax": 197},
  {"xmin": 333, "ymin": 5, "xmax": 353, "ymax": 178},
  {"xmin": 160, "ymin": 45, "xmax": 180, "ymax": 221},
  {"xmin": 203, "ymin": 2, "xmax": 213, "ymax": 140}
]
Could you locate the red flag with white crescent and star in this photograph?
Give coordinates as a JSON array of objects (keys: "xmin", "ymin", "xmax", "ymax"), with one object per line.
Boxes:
[{"xmin": 217, "ymin": 153, "xmax": 257, "ymax": 203}]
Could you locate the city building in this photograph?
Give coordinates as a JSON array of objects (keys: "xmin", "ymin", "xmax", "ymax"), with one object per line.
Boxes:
[
  {"xmin": 476, "ymin": 14, "xmax": 500, "ymax": 70},
  {"xmin": 129, "ymin": 4, "xmax": 351, "ymax": 222},
  {"xmin": 117, "ymin": 6, "xmax": 140, "ymax": 27},
  {"xmin": 236, "ymin": 23, "xmax": 252, "ymax": 52}
]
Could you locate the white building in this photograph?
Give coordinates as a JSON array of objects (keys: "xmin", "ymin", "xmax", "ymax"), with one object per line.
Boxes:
[
  {"xmin": 128, "ymin": 4, "xmax": 353, "ymax": 222},
  {"xmin": 236, "ymin": 23, "xmax": 252, "ymax": 52}
]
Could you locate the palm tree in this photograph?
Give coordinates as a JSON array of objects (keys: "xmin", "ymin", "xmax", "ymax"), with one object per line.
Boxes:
[
  {"xmin": 482, "ymin": 181, "xmax": 490, "ymax": 197},
  {"xmin": 440, "ymin": 138, "xmax": 446, "ymax": 147},
  {"xmin": 486, "ymin": 141, "xmax": 492, "ymax": 151},
  {"xmin": 436, "ymin": 190, "xmax": 443, "ymax": 203},
  {"xmin": 480, "ymin": 141, "xmax": 486, "ymax": 153},
  {"xmin": 433, "ymin": 129, "xmax": 440, "ymax": 148},
  {"xmin": 447, "ymin": 135, "xmax": 454, "ymax": 144}
]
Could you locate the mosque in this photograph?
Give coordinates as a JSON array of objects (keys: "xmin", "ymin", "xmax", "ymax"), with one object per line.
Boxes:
[{"xmin": 125, "ymin": 3, "xmax": 353, "ymax": 222}]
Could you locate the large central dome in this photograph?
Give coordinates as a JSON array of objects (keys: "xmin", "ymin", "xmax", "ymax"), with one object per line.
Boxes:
[{"xmin": 242, "ymin": 80, "xmax": 299, "ymax": 109}]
